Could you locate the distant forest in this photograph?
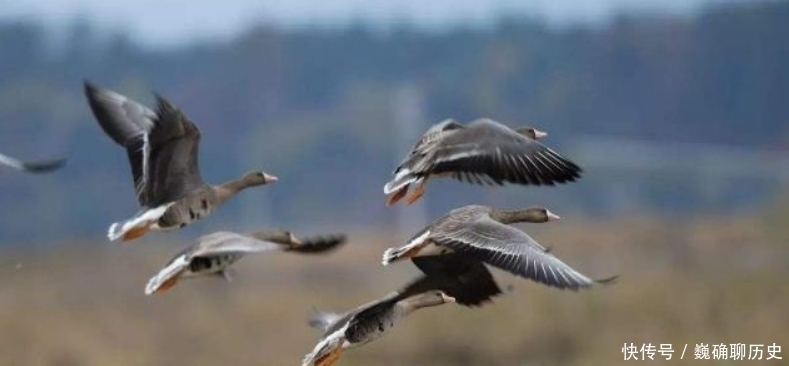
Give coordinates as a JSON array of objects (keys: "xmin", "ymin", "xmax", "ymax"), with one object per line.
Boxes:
[{"xmin": 0, "ymin": 0, "xmax": 787, "ymax": 242}]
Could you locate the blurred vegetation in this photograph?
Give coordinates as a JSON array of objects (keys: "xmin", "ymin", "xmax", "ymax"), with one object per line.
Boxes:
[{"xmin": 0, "ymin": 1, "xmax": 787, "ymax": 242}]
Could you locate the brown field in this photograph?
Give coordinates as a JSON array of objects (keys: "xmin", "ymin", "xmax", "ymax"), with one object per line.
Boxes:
[{"xmin": 0, "ymin": 208, "xmax": 786, "ymax": 366}]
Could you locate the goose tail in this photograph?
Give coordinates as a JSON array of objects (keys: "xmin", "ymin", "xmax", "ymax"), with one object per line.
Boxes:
[
  {"xmin": 145, "ymin": 255, "xmax": 189, "ymax": 295},
  {"xmin": 107, "ymin": 204, "xmax": 173, "ymax": 241}
]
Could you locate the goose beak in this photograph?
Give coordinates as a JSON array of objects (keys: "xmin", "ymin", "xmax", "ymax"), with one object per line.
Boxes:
[
  {"xmin": 546, "ymin": 211, "xmax": 561, "ymax": 221},
  {"xmin": 264, "ymin": 173, "xmax": 278, "ymax": 183},
  {"xmin": 441, "ymin": 293, "xmax": 456, "ymax": 303},
  {"xmin": 533, "ymin": 129, "xmax": 548, "ymax": 139}
]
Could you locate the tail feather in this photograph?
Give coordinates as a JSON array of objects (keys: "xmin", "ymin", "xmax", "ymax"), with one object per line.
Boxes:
[
  {"xmin": 145, "ymin": 255, "xmax": 189, "ymax": 295},
  {"xmin": 381, "ymin": 247, "xmax": 408, "ymax": 266},
  {"xmin": 107, "ymin": 204, "xmax": 173, "ymax": 242},
  {"xmin": 108, "ymin": 219, "xmax": 153, "ymax": 241},
  {"xmin": 302, "ymin": 336, "xmax": 344, "ymax": 366},
  {"xmin": 107, "ymin": 222, "xmax": 124, "ymax": 241},
  {"xmin": 383, "ymin": 169, "xmax": 416, "ymax": 194},
  {"xmin": 382, "ymin": 231, "xmax": 429, "ymax": 265}
]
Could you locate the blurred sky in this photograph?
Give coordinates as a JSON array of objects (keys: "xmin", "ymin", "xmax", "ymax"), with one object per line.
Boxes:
[{"xmin": 3, "ymin": 0, "xmax": 748, "ymax": 46}]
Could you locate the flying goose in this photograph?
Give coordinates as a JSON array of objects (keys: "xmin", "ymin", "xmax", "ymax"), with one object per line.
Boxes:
[
  {"xmin": 145, "ymin": 229, "xmax": 346, "ymax": 295},
  {"xmin": 0, "ymin": 153, "xmax": 66, "ymax": 173},
  {"xmin": 303, "ymin": 288, "xmax": 454, "ymax": 366},
  {"xmin": 384, "ymin": 118, "xmax": 581, "ymax": 205},
  {"xmin": 84, "ymin": 82, "xmax": 278, "ymax": 241},
  {"xmin": 383, "ymin": 205, "xmax": 616, "ymax": 291}
]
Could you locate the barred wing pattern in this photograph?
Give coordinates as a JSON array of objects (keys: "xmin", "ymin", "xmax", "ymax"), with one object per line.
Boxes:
[
  {"xmin": 425, "ymin": 119, "xmax": 581, "ymax": 186},
  {"xmin": 432, "ymin": 215, "xmax": 597, "ymax": 290}
]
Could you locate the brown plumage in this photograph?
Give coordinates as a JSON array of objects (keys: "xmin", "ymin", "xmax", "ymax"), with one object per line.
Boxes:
[
  {"xmin": 383, "ymin": 205, "xmax": 617, "ymax": 291},
  {"xmin": 384, "ymin": 118, "xmax": 581, "ymax": 205},
  {"xmin": 84, "ymin": 82, "xmax": 278, "ymax": 241},
  {"xmin": 304, "ymin": 285, "xmax": 454, "ymax": 366},
  {"xmin": 145, "ymin": 230, "xmax": 346, "ymax": 295}
]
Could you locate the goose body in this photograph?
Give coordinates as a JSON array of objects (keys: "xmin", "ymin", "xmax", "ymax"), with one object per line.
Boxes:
[
  {"xmin": 303, "ymin": 290, "xmax": 454, "ymax": 366},
  {"xmin": 145, "ymin": 229, "xmax": 346, "ymax": 294},
  {"xmin": 384, "ymin": 118, "xmax": 581, "ymax": 205},
  {"xmin": 383, "ymin": 205, "xmax": 616, "ymax": 291},
  {"xmin": 84, "ymin": 82, "xmax": 277, "ymax": 241},
  {"xmin": 0, "ymin": 153, "xmax": 65, "ymax": 173},
  {"xmin": 400, "ymin": 253, "xmax": 506, "ymax": 307}
]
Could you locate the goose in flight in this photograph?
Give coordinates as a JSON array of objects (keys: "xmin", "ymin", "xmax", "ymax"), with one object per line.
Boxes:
[
  {"xmin": 383, "ymin": 205, "xmax": 616, "ymax": 291},
  {"xmin": 384, "ymin": 118, "xmax": 581, "ymax": 205},
  {"xmin": 303, "ymin": 286, "xmax": 454, "ymax": 366},
  {"xmin": 84, "ymin": 82, "xmax": 278, "ymax": 241},
  {"xmin": 145, "ymin": 229, "xmax": 346, "ymax": 295}
]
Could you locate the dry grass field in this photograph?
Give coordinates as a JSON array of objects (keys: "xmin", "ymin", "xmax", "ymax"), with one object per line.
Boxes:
[{"xmin": 0, "ymin": 206, "xmax": 786, "ymax": 366}]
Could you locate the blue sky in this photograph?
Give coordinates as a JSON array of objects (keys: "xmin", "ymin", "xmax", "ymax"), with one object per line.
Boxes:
[{"xmin": 3, "ymin": 0, "xmax": 748, "ymax": 46}]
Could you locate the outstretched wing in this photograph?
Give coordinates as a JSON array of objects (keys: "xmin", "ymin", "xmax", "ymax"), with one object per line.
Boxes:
[
  {"xmin": 145, "ymin": 96, "xmax": 205, "ymax": 205},
  {"xmin": 0, "ymin": 153, "xmax": 66, "ymax": 173},
  {"xmin": 84, "ymin": 82, "xmax": 156, "ymax": 205},
  {"xmin": 432, "ymin": 214, "xmax": 602, "ymax": 291},
  {"xmin": 425, "ymin": 118, "xmax": 581, "ymax": 186},
  {"xmin": 190, "ymin": 231, "xmax": 286, "ymax": 257}
]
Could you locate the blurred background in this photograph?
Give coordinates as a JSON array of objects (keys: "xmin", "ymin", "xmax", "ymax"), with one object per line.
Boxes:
[{"xmin": 0, "ymin": 0, "xmax": 787, "ymax": 365}]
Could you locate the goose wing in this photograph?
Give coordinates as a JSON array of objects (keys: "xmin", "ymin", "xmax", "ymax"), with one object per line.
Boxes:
[
  {"xmin": 407, "ymin": 119, "xmax": 463, "ymax": 156},
  {"xmin": 431, "ymin": 213, "xmax": 599, "ymax": 290},
  {"xmin": 190, "ymin": 231, "xmax": 286, "ymax": 257},
  {"xmin": 0, "ymin": 153, "xmax": 65, "ymax": 173},
  {"xmin": 424, "ymin": 118, "xmax": 581, "ymax": 186},
  {"xmin": 84, "ymin": 82, "xmax": 156, "ymax": 205},
  {"xmin": 145, "ymin": 96, "xmax": 205, "ymax": 205}
]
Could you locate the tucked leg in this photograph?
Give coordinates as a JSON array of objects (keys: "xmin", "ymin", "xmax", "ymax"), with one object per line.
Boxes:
[
  {"xmin": 405, "ymin": 178, "xmax": 428, "ymax": 205},
  {"xmin": 122, "ymin": 221, "xmax": 154, "ymax": 241},
  {"xmin": 314, "ymin": 346, "xmax": 344, "ymax": 366},
  {"xmin": 152, "ymin": 275, "xmax": 181, "ymax": 294},
  {"xmin": 386, "ymin": 185, "xmax": 409, "ymax": 206}
]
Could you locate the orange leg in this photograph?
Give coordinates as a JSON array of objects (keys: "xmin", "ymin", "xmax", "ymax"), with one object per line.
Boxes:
[
  {"xmin": 386, "ymin": 185, "xmax": 409, "ymax": 206},
  {"xmin": 152, "ymin": 276, "xmax": 181, "ymax": 294},
  {"xmin": 405, "ymin": 178, "xmax": 428, "ymax": 205},
  {"xmin": 122, "ymin": 221, "xmax": 154, "ymax": 241},
  {"xmin": 315, "ymin": 346, "xmax": 344, "ymax": 366}
]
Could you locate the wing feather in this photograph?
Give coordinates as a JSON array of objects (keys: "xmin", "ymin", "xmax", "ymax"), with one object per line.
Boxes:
[
  {"xmin": 432, "ymin": 214, "xmax": 598, "ymax": 291},
  {"xmin": 0, "ymin": 153, "xmax": 66, "ymax": 173}
]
